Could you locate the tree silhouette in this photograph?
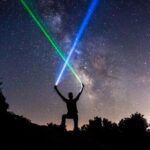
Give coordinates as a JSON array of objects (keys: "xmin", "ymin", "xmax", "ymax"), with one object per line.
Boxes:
[
  {"xmin": 81, "ymin": 117, "xmax": 103, "ymax": 133},
  {"xmin": 119, "ymin": 112, "xmax": 149, "ymax": 134},
  {"xmin": 103, "ymin": 118, "xmax": 118, "ymax": 133},
  {"xmin": 0, "ymin": 82, "xmax": 9, "ymax": 114}
]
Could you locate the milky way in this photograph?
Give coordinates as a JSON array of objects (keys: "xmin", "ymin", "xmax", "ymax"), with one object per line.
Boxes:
[{"xmin": 0, "ymin": 0, "xmax": 150, "ymax": 128}]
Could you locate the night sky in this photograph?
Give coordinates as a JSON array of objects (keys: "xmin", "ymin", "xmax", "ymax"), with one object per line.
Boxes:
[{"xmin": 1, "ymin": 0, "xmax": 150, "ymax": 128}]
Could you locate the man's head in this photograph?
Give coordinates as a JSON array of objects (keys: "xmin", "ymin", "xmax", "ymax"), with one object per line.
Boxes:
[{"xmin": 68, "ymin": 92, "xmax": 73, "ymax": 99}]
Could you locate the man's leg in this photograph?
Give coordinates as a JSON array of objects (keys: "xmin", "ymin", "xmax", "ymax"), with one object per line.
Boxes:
[
  {"xmin": 61, "ymin": 114, "xmax": 67, "ymax": 129},
  {"xmin": 73, "ymin": 114, "xmax": 78, "ymax": 131}
]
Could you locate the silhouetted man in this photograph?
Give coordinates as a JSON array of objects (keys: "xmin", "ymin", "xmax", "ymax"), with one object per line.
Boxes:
[{"xmin": 54, "ymin": 84, "xmax": 84, "ymax": 131}]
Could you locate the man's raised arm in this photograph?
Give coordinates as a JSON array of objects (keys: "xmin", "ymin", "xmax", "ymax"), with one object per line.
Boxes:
[
  {"xmin": 54, "ymin": 85, "xmax": 66, "ymax": 101},
  {"xmin": 75, "ymin": 83, "xmax": 84, "ymax": 101}
]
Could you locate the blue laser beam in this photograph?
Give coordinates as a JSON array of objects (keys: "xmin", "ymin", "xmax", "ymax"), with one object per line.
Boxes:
[{"xmin": 55, "ymin": 0, "xmax": 99, "ymax": 85}]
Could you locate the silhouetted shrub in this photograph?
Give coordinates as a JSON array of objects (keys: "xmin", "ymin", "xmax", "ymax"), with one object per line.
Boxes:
[
  {"xmin": 0, "ymin": 83, "xmax": 9, "ymax": 114},
  {"xmin": 119, "ymin": 112, "xmax": 149, "ymax": 134},
  {"xmin": 81, "ymin": 117, "xmax": 103, "ymax": 133},
  {"xmin": 103, "ymin": 118, "xmax": 118, "ymax": 133}
]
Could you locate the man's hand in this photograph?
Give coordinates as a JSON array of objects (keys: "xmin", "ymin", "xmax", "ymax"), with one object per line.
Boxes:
[{"xmin": 54, "ymin": 85, "xmax": 57, "ymax": 90}]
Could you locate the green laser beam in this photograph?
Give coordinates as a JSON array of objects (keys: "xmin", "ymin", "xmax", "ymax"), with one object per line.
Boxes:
[{"xmin": 19, "ymin": 0, "xmax": 82, "ymax": 84}]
